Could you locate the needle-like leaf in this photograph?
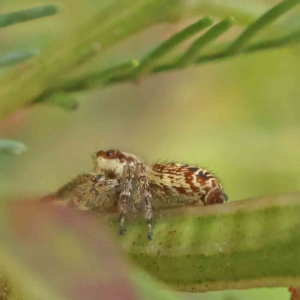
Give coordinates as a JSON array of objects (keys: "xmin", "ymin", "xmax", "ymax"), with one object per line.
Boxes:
[
  {"xmin": 226, "ymin": 0, "xmax": 300, "ymax": 53},
  {"xmin": 0, "ymin": 5, "xmax": 59, "ymax": 28},
  {"xmin": 132, "ymin": 16, "xmax": 214, "ymax": 78},
  {"xmin": 177, "ymin": 17, "xmax": 235, "ymax": 67}
]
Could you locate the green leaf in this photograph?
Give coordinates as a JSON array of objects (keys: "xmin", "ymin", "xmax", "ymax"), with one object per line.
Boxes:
[
  {"xmin": 110, "ymin": 192, "xmax": 300, "ymax": 292},
  {"xmin": 181, "ymin": 1, "xmax": 268, "ymax": 27},
  {"xmin": 132, "ymin": 16, "xmax": 214, "ymax": 78},
  {"xmin": 0, "ymin": 140, "xmax": 27, "ymax": 155},
  {"xmin": 244, "ymin": 28, "xmax": 300, "ymax": 52},
  {"xmin": 43, "ymin": 25, "xmax": 300, "ymax": 94},
  {"xmin": 177, "ymin": 17, "xmax": 235, "ymax": 67},
  {"xmin": 226, "ymin": 0, "xmax": 300, "ymax": 53},
  {"xmin": 1, "ymin": 0, "xmax": 300, "ymax": 120},
  {"xmin": 0, "ymin": 5, "xmax": 59, "ymax": 28},
  {"xmin": 0, "ymin": 0, "xmax": 182, "ymax": 121},
  {"xmin": 49, "ymin": 60, "xmax": 139, "ymax": 94},
  {"xmin": 151, "ymin": 27, "xmax": 300, "ymax": 74}
]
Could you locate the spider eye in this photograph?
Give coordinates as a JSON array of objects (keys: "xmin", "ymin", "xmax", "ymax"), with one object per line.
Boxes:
[
  {"xmin": 95, "ymin": 174, "xmax": 104, "ymax": 182},
  {"xmin": 106, "ymin": 151, "xmax": 113, "ymax": 157}
]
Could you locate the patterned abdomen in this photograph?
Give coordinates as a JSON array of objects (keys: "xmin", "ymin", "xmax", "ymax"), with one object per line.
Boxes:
[{"xmin": 148, "ymin": 163, "xmax": 227, "ymax": 208}]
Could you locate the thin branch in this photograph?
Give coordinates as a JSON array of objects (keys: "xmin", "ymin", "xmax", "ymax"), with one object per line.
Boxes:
[
  {"xmin": 1, "ymin": 0, "xmax": 300, "ymax": 119},
  {"xmin": 152, "ymin": 28, "xmax": 300, "ymax": 73},
  {"xmin": 48, "ymin": 61, "xmax": 139, "ymax": 95},
  {"xmin": 177, "ymin": 17, "xmax": 235, "ymax": 67},
  {"xmin": 226, "ymin": 0, "xmax": 300, "ymax": 53},
  {"xmin": 132, "ymin": 16, "xmax": 213, "ymax": 78},
  {"xmin": 183, "ymin": 1, "xmax": 269, "ymax": 27},
  {"xmin": 0, "ymin": 5, "xmax": 59, "ymax": 28},
  {"xmin": 52, "ymin": 27, "xmax": 300, "ymax": 92},
  {"xmin": 0, "ymin": 0, "xmax": 183, "ymax": 121},
  {"xmin": 33, "ymin": 20, "xmax": 300, "ymax": 99}
]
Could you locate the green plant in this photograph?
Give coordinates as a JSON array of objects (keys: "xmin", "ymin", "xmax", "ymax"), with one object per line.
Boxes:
[{"xmin": 1, "ymin": 1, "xmax": 300, "ymax": 300}]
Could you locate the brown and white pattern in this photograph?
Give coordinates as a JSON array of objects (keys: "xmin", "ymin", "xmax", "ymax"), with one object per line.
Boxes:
[{"xmin": 149, "ymin": 163, "xmax": 227, "ymax": 208}]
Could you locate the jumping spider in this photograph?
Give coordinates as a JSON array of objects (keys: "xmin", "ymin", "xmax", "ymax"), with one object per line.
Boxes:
[{"xmin": 47, "ymin": 150, "xmax": 228, "ymax": 240}]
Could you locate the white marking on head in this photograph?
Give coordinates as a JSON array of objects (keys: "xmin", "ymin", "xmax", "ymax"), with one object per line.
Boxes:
[
  {"xmin": 93, "ymin": 150, "xmax": 142, "ymax": 178},
  {"xmin": 94, "ymin": 156, "xmax": 126, "ymax": 177}
]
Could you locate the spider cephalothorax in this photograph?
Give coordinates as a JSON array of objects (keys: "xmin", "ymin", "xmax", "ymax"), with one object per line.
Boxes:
[
  {"xmin": 93, "ymin": 150, "xmax": 141, "ymax": 178},
  {"xmin": 93, "ymin": 149, "xmax": 153, "ymax": 238},
  {"xmin": 46, "ymin": 149, "xmax": 228, "ymax": 240}
]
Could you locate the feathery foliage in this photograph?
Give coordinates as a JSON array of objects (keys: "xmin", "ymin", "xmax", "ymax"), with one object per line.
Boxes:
[{"xmin": 1, "ymin": 1, "xmax": 300, "ymax": 299}]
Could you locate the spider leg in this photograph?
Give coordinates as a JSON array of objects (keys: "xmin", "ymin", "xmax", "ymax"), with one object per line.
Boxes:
[
  {"xmin": 119, "ymin": 161, "xmax": 135, "ymax": 235},
  {"xmin": 137, "ymin": 163, "xmax": 153, "ymax": 240}
]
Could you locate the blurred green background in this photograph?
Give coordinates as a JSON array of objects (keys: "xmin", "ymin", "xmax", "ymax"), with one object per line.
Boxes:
[{"xmin": 1, "ymin": 0, "xmax": 300, "ymax": 299}]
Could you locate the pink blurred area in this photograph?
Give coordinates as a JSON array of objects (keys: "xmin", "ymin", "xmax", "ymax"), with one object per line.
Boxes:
[{"xmin": 4, "ymin": 198, "xmax": 138, "ymax": 300}]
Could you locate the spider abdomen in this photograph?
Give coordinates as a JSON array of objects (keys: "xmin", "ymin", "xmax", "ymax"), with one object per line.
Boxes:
[{"xmin": 149, "ymin": 163, "xmax": 227, "ymax": 208}]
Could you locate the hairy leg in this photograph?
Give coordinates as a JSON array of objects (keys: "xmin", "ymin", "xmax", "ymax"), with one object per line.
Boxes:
[
  {"xmin": 119, "ymin": 162, "xmax": 135, "ymax": 235},
  {"xmin": 137, "ymin": 163, "xmax": 153, "ymax": 240}
]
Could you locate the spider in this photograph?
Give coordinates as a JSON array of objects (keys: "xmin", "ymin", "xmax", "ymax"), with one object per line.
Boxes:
[{"xmin": 46, "ymin": 150, "xmax": 228, "ymax": 240}]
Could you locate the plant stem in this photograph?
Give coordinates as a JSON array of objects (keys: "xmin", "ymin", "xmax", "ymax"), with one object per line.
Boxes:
[
  {"xmin": 35, "ymin": 26, "xmax": 300, "ymax": 98},
  {"xmin": 151, "ymin": 28, "xmax": 300, "ymax": 74},
  {"xmin": 0, "ymin": 0, "xmax": 181, "ymax": 121},
  {"xmin": 226, "ymin": 0, "xmax": 300, "ymax": 53},
  {"xmin": 0, "ymin": 5, "xmax": 59, "ymax": 28},
  {"xmin": 46, "ymin": 61, "xmax": 139, "ymax": 95},
  {"xmin": 132, "ymin": 16, "xmax": 214, "ymax": 78},
  {"xmin": 1, "ymin": 0, "xmax": 300, "ymax": 120},
  {"xmin": 177, "ymin": 17, "xmax": 235, "ymax": 67}
]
